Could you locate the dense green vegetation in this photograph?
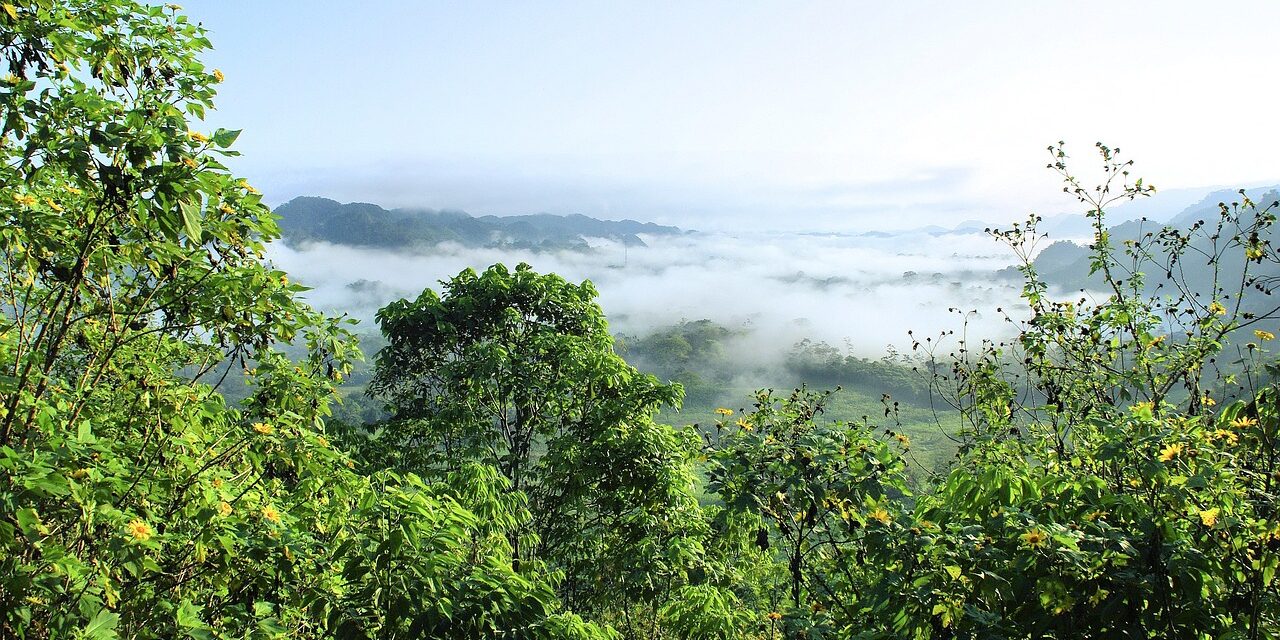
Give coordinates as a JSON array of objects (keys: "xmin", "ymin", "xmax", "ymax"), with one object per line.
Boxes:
[{"xmin": 4, "ymin": 3, "xmax": 1280, "ymax": 639}]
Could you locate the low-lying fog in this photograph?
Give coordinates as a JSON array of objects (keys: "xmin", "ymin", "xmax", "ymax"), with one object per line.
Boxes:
[{"xmin": 268, "ymin": 229, "xmax": 1028, "ymax": 359}]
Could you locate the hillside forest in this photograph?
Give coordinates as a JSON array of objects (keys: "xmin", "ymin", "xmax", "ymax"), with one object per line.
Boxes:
[{"xmin": 4, "ymin": 3, "xmax": 1280, "ymax": 639}]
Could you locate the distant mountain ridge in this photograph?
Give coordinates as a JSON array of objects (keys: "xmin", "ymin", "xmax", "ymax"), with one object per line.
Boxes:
[
  {"xmin": 273, "ymin": 196, "xmax": 683, "ymax": 251},
  {"xmin": 1013, "ymin": 186, "xmax": 1280, "ymax": 316}
]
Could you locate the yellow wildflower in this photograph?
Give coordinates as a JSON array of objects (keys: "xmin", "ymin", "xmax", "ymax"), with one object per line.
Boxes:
[
  {"xmin": 1202, "ymin": 394, "xmax": 1216, "ymax": 407},
  {"xmin": 1021, "ymin": 528, "xmax": 1047, "ymax": 547},
  {"xmin": 253, "ymin": 422, "xmax": 274, "ymax": 435},
  {"xmin": 1212, "ymin": 429, "xmax": 1239, "ymax": 445},
  {"xmin": 895, "ymin": 433, "xmax": 911, "ymax": 447},
  {"xmin": 1158, "ymin": 443, "xmax": 1183, "ymax": 462},
  {"xmin": 317, "ymin": 436, "xmax": 329, "ymax": 448},
  {"xmin": 66, "ymin": 186, "xmax": 82, "ymax": 195},
  {"xmin": 735, "ymin": 418, "xmax": 752, "ymax": 431},
  {"xmin": 1209, "ymin": 301, "xmax": 1227, "ymax": 316},
  {"xmin": 44, "ymin": 198, "xmax": 63, "ymax": 212},
  {"xmin": 219, "ymin": 203, "xmax": 235, "ymax": 215},
  {"xmin": 181, "ymin": 157, "xmax": 197, "ymax": 169},
  {"xmin": 279, "ymin": 274, "xmax": 288, "ymax": 287},
  {"xmin": 217, "ymin": 501, "xmax": 232, "ymax": 517},
  {"xmin": 261, "ymin": 505, "xmax": 281, "ymax": 523},
  {"xmin": 1198, "ymin": 507, "xmax": 1220, "ymax": 527},
  {"xmin": 869, "ymin": 508, "xmax": 892, "ymax": 525},
  {"xmin": 714, "ymin": 407, "xmax": 733, "ymax": 416},
  {"xmin": 1255, "ymin": 330, "xmax": 1275, "ymax": 342},
  {"xmin": 125, "ymin": 519, "xmax": 153, "ymax": 542},
  {"xmin": 1231, "ymin": 416, "xmax": 1259, "ymax": 429},
  {"xmin": 212, "ymin": 68, "xmax": 225, "ymax": 83},
  {"xmin": 189, "ymin": 131, "xmax": 209, "ymax": 143},
  {"xmin": 766, "ymin": 612, "xmax": 782, "ymax": 621},
  {"xmin": 12, "ymin": 193, "xmax": 36, "ymax": 207},
  {"xmin": 211, "ymin": 478, "xmax": 223, "ymax": 488},
  {"xmin": 1146, "ymin": 335, "xmax": 1166, "ymax": 348}
]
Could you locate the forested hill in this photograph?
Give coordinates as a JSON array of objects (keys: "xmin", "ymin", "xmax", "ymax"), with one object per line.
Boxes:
[{"xmin": 274, "ymin": 196, "xmax": 683, "ymax": 251}]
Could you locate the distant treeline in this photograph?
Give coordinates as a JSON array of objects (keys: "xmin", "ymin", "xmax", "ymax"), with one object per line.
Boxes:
[{"xmin": 275, "ymin": 196, "xmax": 683, "ymax": 251}]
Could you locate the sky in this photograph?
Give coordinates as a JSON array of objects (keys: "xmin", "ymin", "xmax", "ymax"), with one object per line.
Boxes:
[{"xmin": 184, "ymin": 1, "xmax": 1280, "ymax": 231}]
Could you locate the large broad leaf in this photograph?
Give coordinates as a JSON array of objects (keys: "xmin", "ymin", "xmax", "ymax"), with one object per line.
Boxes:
[
  {"xmin": 179, "ymin": 198, "xmax": 203, "ymax": 240},
  {"xmin": 78, "ymin": 610, "xmax": 120, "ymax": 640}
]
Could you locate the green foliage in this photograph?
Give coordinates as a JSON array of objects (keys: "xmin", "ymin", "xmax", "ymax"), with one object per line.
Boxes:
[
  {"xmin": 707, "ymin": 388, "xmax": 911, "ymax": 634},
  {"xmin": 0, "ymin": 3, "xmax": 614, "ymax": 638},
  {"xmin": 367, "ymin": 263, "xmax": 707, "ymax": 630}
]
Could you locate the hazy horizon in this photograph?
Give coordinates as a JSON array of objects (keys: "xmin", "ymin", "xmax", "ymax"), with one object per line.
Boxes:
[{"xmin": 183, "ymin": 1, "xmax": 1280, "ymax": 232}]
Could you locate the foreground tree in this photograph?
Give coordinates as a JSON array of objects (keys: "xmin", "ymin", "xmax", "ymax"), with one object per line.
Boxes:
[
  {"xmin": 855, "ymin": 145, "xmax": 1280, "ymax": 638},
  {"xmin": 0, "ymin": 3, "xmax": 609, "ymax": 638},
  {"xmin": 368, "ymin": 263, "xmax": 707, "ymax": 632}
]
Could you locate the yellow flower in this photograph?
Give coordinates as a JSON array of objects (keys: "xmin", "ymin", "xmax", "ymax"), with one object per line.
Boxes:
[
  {"xmin": 1209, "ymin": 301, "xmax": 1227, "ymax": 316},
  {"xmin": 1158, "ymin": 443, "xmax": 1183, "ymax": 462},
  {"xmin": 261, "ymin": 505, "xmax": 281, "ymax": 523},
  {"xmin": 1021, "ymin": 528, "xmax": 1047, "ymax": 547},
  {"xmin": 279, "ymin": 274, "xmax": 288, "ymax": 287},
  {"xmin": 1231, "ymin": 416, "xmax": 1259, "ymax": 429},
  {"xmin": 212, "ymin": 68, "xmax": 225, "ymax": 83},
  {"xmin": 253, "ymin": 422, "xmax": 274, "ymax": 435},
  {"xmin": 217, "ymin": 501, "xmax": 232, "ymax": 517},
  {"xmin": 43, "ymin": 198, "xmax": 63, "ymax": 212},
  {"xmin": 1131, "ymin": 401, "xmax": 1154, "ymax": 415},
  {"xmin": 317, "ymin": 436, "xmax": 330, "ymax": 448},
  {"xmin": 1255, "ymin": 330, "xmax": 1275, "ymax": 342},
  {"xmin": 181, "ymin": 156, "xmax": 197, "ymax": 169},
  {"xmin": 714, "ymin": 407, "xmax": 733, "ymax": 416},
  {"xmin": 219, "ymin": 203, "xmax": 235, "ymax": 215},
  {"xmin": 1202, "ymin": 394, "xmax": 1216, "ymax": 407},
  {"xmin": 1198, "ymin": 507, "xmax": 1220, "ymax": 527},
  {"xmin": 869, "ymin": 508, "xmax": 892, "ymax": 525},
  {"xmin": 189, "ymin": 131, "xmax": 209, "ymax": 143},
  {"xmin": 125, "ymin": 519, "xmax": 153, "ymax": 542},
  {"xmin": 1212, "ymin": 429, "xmax": 1239, "ymax": 445},
  {"xmin": 1246, "ymin": 246, "xmax": 1266, "ymax": 261},
  {"xmin": 1146, "ymin": 335, "xmax": 1166, "ymax": 348},
  {"xmin": 735, "ymin": 418, "xmax": 752, "ymax": 431},
  {"xmin": 65, "ymin": 186, "xmax": 82, "ymax": 195},
  {"xmin": 12, "ymin": 193, "xmax": 36, "ymax": 207},
  {"xmin": 238, "ymin": 179, "xmax": 261, "ymax": 195},
  {"xmin": 895, "ymin": 433, "xmax": 911, "ymax": 447},
  {"xmin": 211, "ymin": 478, "xmax": 223, "ymax": 488},
  {"xmin": 766, "ymin": 612, "xmax": 782, "ymax": 621}
]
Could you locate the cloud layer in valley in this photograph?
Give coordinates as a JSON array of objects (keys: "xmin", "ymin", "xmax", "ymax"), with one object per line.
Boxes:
[{"xmin": 268, "ymin": 228, "xmax": 1028, "ymax": 360}]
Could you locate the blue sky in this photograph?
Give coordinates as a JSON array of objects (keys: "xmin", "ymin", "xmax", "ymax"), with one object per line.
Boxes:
[{"xmin": 184, "ymin": 1, "xmax": 1280, "ymax": 230}]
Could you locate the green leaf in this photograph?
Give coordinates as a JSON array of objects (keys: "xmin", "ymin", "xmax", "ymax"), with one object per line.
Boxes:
[
  {"xmin": 212, "ymin": 128, "xmax": 241, "ymax": 148},
  {"xmin": 179, "ymin": 199, "xmax": 202, "ymax": 240},
  {"xmin": 79, "ymin": 610, "xmax": 120, "ymax": 640}
]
